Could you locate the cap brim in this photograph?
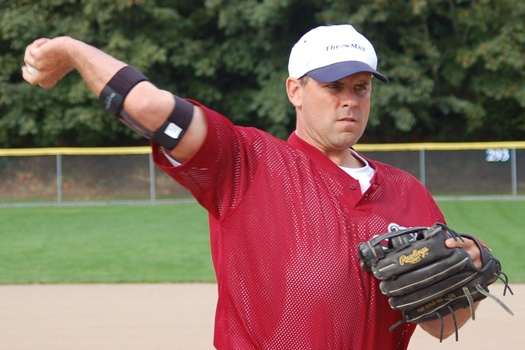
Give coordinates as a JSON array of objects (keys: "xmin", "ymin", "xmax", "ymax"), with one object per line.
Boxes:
[{"xmin": 307, "ymin": 61, "xmax": 389, "ymax": 83}]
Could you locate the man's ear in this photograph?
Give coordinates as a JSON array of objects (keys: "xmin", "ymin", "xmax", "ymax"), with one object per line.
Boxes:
[{"xmin": 286, "ymin": 77, "xmax": 302, "ymax": 108}]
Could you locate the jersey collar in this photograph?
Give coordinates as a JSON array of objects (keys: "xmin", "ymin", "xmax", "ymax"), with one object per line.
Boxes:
[{"xmin": 287, "ymin": 132, "xmax": 382, "ymax": 186}]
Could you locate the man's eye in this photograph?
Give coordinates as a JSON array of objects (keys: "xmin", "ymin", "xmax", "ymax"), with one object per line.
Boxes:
[
  {"xmin": 326, "ymin": 84, "xmax": 341, "ymax": 90},
  {"xmin": 355, "ymin": 85, "xmax": 369, "ymax": 94}
]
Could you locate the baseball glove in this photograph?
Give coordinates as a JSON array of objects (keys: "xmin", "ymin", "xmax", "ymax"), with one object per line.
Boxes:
[{"xmin": 358, "ymin": 223, "xmax": 513, "ymax": 341}]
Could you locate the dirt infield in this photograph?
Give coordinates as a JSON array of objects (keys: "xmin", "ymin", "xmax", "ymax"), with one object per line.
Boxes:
[{"xmin": 0, "ymin": 283, "xmax": 521, "ymax": 349}]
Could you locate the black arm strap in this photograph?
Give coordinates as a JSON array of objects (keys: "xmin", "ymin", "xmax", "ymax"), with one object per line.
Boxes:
[
  {"xmin": 98, "ymin": 66, "xmax": 194, "ymax": 150},
  {"xmin": 99, "ymin": 66, "xmax": 149, "ymax": 116},
  {"xmin": 151, "ymin": 96, "xmax": 194, "ymax": 150}
]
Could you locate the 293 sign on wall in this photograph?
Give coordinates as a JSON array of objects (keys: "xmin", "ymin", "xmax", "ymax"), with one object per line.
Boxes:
[{"xmin": 486, "ymin": 148, "xmax": 510, "ymax": 162}]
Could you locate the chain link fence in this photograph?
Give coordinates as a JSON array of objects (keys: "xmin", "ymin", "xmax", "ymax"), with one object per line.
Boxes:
[
  {"xmin": 1, "ymin": 143, "xmax": 524, "ymax": 206},
  {"xmin": 0, "ymin": 148, "xmax": 190, "ymax": 206}
]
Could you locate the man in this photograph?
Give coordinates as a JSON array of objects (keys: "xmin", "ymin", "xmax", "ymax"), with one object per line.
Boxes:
[{"xmin": 23, "ymin": 24, "xmax": 483, "ymax": 349}]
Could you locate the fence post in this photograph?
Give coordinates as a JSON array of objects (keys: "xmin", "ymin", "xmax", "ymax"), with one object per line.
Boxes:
[
  {"xmin": 419, "ymin": 149, "xmax": 426, "ymax": 186},
  {"xmin": 56, "ymin": 153, "xmax": 62, "ymax": 205},
  {"xmin": 149, "ymin": 154, "xmax": 156, "ymax": 203},
  {"xmin": 511, "ymin": 148, "xmax": 517, "ymax": 197}
]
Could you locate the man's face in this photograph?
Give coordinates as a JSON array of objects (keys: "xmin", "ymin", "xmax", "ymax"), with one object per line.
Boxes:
[{"xmin": 287, "ymin": 72, "xmax": 372, "ymax": 160}]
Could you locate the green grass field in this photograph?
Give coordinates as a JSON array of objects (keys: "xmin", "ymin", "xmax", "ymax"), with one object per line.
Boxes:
[
  {"xmin": 0, "ymin": 204, "xmax": 214, "ymax": 283},
  {"xmin": 0, "ymin": 200, "xmax": 523, "ymax": 284}
]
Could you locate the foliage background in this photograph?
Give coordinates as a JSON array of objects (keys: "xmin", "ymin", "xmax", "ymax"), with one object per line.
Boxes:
[{"xmin": 0, "ymin": 0, "xmax": 524, "ymax": 148}]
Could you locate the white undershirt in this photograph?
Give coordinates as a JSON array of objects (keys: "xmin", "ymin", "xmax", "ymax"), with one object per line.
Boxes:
[
  {"xmin": 340, "ymin": 149, "xmax": 375, "ymax": 194},
  {"xmin": 163, "ymin": 148, "xmax": 375, "ymax": 194}
]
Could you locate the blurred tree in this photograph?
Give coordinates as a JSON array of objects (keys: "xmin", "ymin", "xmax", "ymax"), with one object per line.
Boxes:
[{"xmin": 0, "ymin": 0, "xmax": 523, "ymax": 147}]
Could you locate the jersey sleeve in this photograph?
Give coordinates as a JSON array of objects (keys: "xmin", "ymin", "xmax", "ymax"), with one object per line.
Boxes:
[{"xmin": 151, "ymin": 100, "xmax": 263, "ymax": 219}]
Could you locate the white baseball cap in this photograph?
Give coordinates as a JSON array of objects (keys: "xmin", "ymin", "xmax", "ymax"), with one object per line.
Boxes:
[{"xmin": 288, "ymin": 24, "xmax": 388, "ymax": 83}]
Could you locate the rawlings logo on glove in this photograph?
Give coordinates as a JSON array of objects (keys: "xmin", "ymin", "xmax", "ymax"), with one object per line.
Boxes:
[{"xmin": 399, "ymin": 247, "xmax": 429, "ymax": 265}]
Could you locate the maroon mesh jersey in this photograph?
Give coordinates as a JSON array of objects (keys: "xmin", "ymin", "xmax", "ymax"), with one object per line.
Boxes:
[{"xmin": 152, "ymin": 101, "xmax": 445, "ymax": 349}]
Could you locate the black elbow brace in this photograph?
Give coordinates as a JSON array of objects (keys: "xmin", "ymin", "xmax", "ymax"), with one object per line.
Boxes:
[{"xmin": 99, "ymin": 65, "xmax": 194, "ymax": 150}]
